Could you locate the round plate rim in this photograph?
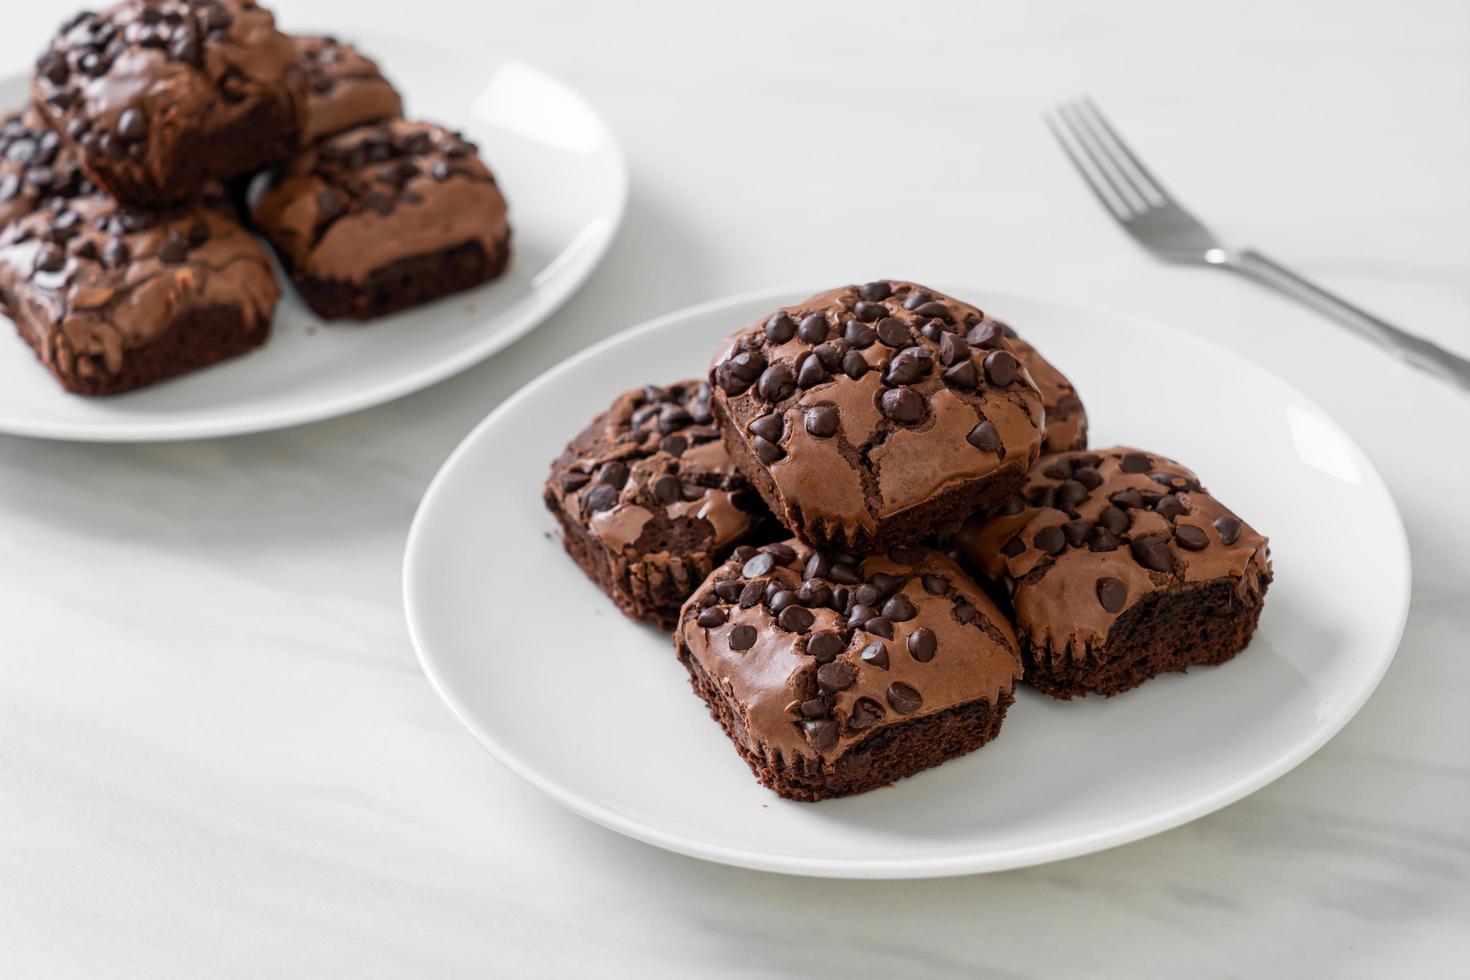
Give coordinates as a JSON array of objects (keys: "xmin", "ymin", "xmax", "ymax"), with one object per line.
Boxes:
[
  {"xmin": 403, "ymin": 283, "xmax": 1412, "ymax": 878},
  {"xmin": 0, "ymin": 45, "xmax": 628, "ymax": 443}
]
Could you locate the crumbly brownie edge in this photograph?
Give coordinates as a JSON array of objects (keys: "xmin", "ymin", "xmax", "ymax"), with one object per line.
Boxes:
[
  {"xmin": 678, "ymin": 640, "xmax": 1013, "ymax": 801},
  {"xmin": 1023, "ymin": 577, "xmax": 1270, "ymax": 699},
  {"xmin": 290, "ymin": 237, "xmax": 510, "ymax": 321}
]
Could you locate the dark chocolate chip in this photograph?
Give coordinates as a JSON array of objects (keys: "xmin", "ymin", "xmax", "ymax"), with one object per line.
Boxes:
[
  {"xmin": 811, "ymin": 342, "xmax": 844, "ymax": 371},
  {"xmin": 658, "ymin": 403, "xmax": 692, "ymax": 433},
  {"xmin": 854, "ymin": 300, "xmax": 886, "ymax": 322},
  {"xmin": 729, "ymin": 624, "xmax": 758, "ymax": 651},
  {"xmin": 942, "ymin": 360, "xmax": 979, "ymax": 391},
  {"xmin": 1097, "ymin": 576, "xmax": 1127, "ymax": 613},
  {"xmin": 1120, "ymin": 452, "xmax": 1152, "ymax": 473},
  {"xmin": 799, "ymin": 698, "xmax": 829, "ymax": 718},
  {"xmin": 907, "ymin": 627, "xmax": 937, "ymax": 662},
  {"xmin": 1131, "ymin": 535, "xmax": 1173, "ymax": 572},
  {"xmin": 739, "ymin": 581, "xmax": 765, "ymax": 608},
  {"xmin": 847, "ymin": 697, "xmax": 885, "ymax": 731},
  {"xmin": 1054, "ymin": 479, "xmax": 1089, "ymax": 512},
  {"xmin": 1001, "ymin": 536, "xmax": 1026, "ymax": 557},
  {"xmin": 880, "ymin": 595, "xmax": 917, "ymax": 622},
  {"xmin": 1214, "ymin": 515, "xmax": 1243, "ymax": 546},
  {"xmin": 807, "ymin": 631, "xmax": 845, "ymax": 662},
  {"xmin": 599, "ymin": 461, "xmax": 629, "ymax": 488},
  {"xmin": 886, "ymin": 682, "xmax": 922, "ymax": 714},
  {"xmin": 1034, "ymin": 525, "xmax": 1066, "ymax": 555},
  {"xmin": 966, "ymin": 319, "xmax": 1004, "ymax": 349},
  {"xmin": 983, "ymin": 349, "xmax": 1018, "ymax": 386},
  {"xmin": 966, "ymin": 420, "xmax": 1001, "ymax": 453},
  {"xmin": 753, "ymin": 436, "xmax": 783, "ymax": 464},
  {"xmin": 71, "ymin": 238, "xmax": 98, "ymax": 261},
  {"xmin": 1098, "ymin": 505, "xmax": 1129, "ymax": 536},
  {"xmin": 652, "ymin": 475, "xmax": 681, "ymax": 504},
  {"xmin": 885, "ymin": 348, "xmax": 931, "ymax": 385},
  {"xmin": 769, "ymin": 590, "xmax": 799, "ymax": 613},
  {"xmin": 863, "ymin": 617, "xmax": 895, "ymax": 639},
  {"xmin": 697, "ymin": 606, "xmax": 727, "ymax": 628},
  {"xmin": 841, "ymin": 350, "xmax": 869, "ymax": 379},
  {"xmin": 764, "ymin": 312, "xmax": 795, "ymax": 343},
  {"xmin": 817, "ymin": 659, "xmax": 857, "ymax": 692},
  {"xmin": 880, "ymin": 387, "xmax": 925, "ymax": 424},
  {"xmin": 860, "ymin": 641, "xmax": 889, "ymax": 670},
  {"xmin": 33, "ymin": 245, "xmax": 65, "ymax": 273},
  {"xmin": 797, "ymin": 355, "xmax": 829, "ymax": 388},
  {"xmin": 955, "ymin": 602, "xmax": 979, "ymax": 623},
  {"xmin": 1073, "ymin": 467, "xmax": 1103, "ymax": 490},
  {"xmin": 1110, "ymin": 489, "xmax": 1144, "ymax": 510},
  {"xmin": 1175, "ymin": 525, "xmax": 1209, "ymax": 550},
  {"xmin": 115, "ymin": 108, "xmax": 147, "ymax": 141},
  {"xmin": 922, "ymin": 574, "xmax": 949, "ymax": 595},
  {"xmin": 843, "ymin": 320, "xmax": 876, "ymax": 348},
  {"xmin": 559, "ymin": 471, "xmax": 591, "ymax": 493},
  {"xmin": 1154, "ymin": 495, "xmax": 1187, "ymax": 521},
  {"xmin": 38, "ymin": 53, "xmax": 69, "ymax": 85},
  {"xmin": 660, "ymin": 434, "xmax": 688, "ymax": 456},
  {"xmin": 803, "ymin": 718, "xmax": 838, "ymax": 750},
  {"xmin": 749, "ymin": 413, "xmax": 784, "ymax": 443},
  {"xmin": 1089, "ymin": 526, "xmax": 1120, "ymax": 552},
  {"xmin": 764, "ymin": 543, "xmax": 798, "ymax": 565},
  {"xmin": 911, "ymin": 301, "xmax": 950, "ymax": 319},
  {"xmin": 805, "ymin": 404, "xmax": 839, "ymax": 438},
  {"xmin": 875, "ymin": 317, "xmax": 909, "ymax": 347},
  {"xmin": 857, "ymin": 281, "xmax": 891, "ymax": 301},
  {"xmin": 828, "ymin": 562, "xmax": 861, "ymax": 585},
  {"xmin": 797, "ymin": 313, "xmax": 829, "ymax": 344},
  {"xmin": 756, "ymin": 363, "xmax": 795, "ymax": 402},
  {"xmin": 582, "ymin": 483, "xmax": 618, "ymax": 512},
  {"xmin": 1001, "ymin": 493, "xmax": 1026, "ymax": 516},
  {"xmin": 714, "ymin": 580, "xmax": 743, "ymax": 603},
  {"xmin": 742, "ymin": 553, "xmax": 774, "ymax": 578},
  {"xmin": 778, "ymin": 605, "xmax": 815, "ymax": 633},
  {"xmin": 1043, "ymin": 459, "xmax": 1072, "ymax": 480},
  {"xmin": 1062, "ymin": 519, "xmax": 1091, "ymax": 547},
  {"xmin": 157, "ymin": 232, "xmax": 189, "ymax": 264},
  {"xmin": 902, "ymin": 290, "xmax": 932, "ymax": 312}
]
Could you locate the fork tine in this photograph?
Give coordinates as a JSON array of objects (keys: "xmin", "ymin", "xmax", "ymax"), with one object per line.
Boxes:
[
  {"xmin": 1053, "ymin": 102, "xmax": 1148, "ymax": 215},
  {"xmin": 1075, "ymin": 98, "xmax": 1171, "ymax": 206},
  {"xmin": 1045, "ymin": 109, "xmax": 1134, "ymax": 221}
]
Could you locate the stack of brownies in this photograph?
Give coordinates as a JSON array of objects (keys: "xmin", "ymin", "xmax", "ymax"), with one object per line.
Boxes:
[
  {"xmin": 0, "ymin": 0, "xmax": 511, "ymax": 395},
  {"xmin": 545, "ymin": 281, "xmax": 1272, "ymax": 801}
]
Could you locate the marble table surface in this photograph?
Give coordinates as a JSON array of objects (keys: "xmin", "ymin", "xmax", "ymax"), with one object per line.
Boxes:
[{"xmin": 3, "ymin": 1, "xmax": 1467, "ymax": 975}]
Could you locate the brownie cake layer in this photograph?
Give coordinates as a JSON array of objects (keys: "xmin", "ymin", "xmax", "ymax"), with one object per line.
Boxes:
[
  {"xmin": 709, "ymin": 281, "xmax": 1046, "ymax": 554},
  {"xmin": 956, "ymin": 447, "xmax": 1271, "ymax": 698},
  {"xmin": 676, "ymin": 540, "xmax": 1022, "ymax": 801}
]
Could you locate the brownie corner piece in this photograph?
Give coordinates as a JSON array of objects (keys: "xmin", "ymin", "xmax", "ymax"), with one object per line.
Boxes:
[
  {"xmin": 957, "ymin": 446, "xmax": 1272, "ymax": 699},
  {"xmin": 31, "ymin": 0, "xmax": 308, "ymax": 206},
  {"xmin": 708, "ymin": 280, "xmax": 1045, "ymax": 554},
  {"xmin": 676, "ymin": 541, "xmax": 1022, "ymax": 801},
  {"xmin": 544, "ymin": 379, "xmax": 767, "ymax": 630},
  {"xmin": 0, "ymin": 196, "xmax": 278, "ymax": 395},
  {"xmin": 251, "ymin": 119, "xmax": 511, "ymax": 321}
]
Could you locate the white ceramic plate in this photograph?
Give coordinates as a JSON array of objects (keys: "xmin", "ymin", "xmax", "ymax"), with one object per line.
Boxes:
[
  {"xmin": 403, "ymin": 285, "xmax": 1410, "ymax": 879},
  {"xmin": 0, "ymin": 33, "xmax": 626, "ymax": 441}
]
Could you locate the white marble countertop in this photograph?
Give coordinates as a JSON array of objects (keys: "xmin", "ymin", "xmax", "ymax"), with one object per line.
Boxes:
[{"xmin": 3, "ymin": 1, "xmax": 1467, "ymax": 975}]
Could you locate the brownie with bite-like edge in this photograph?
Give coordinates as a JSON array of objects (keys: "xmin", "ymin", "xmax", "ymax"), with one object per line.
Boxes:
[
  {"xmin": 31, "ymin": 0, "xmax": 307, "ymax": 207},
  {"xmin": 676, "ymin": 539, "xmax": 1022, "ymax": 801},
  {"xmin": 545, "ymin": 380, "xmax": 771, "ymax": 630},
  {"xmin": 709, "ymin": 281, "xmax": 1045, "ymax": 555},
  {"xmin": 956, "ymin": 447, "xmax": 1271, "ymax": 699},
  {"xmin": 251, "ymin": 119, "xmax": 510, "ymax": 320}
]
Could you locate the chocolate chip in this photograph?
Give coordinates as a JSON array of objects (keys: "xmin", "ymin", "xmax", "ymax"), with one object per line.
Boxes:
[
  {"xmin": 187, "ymin": 219, "xmax": 210, "ymax": 247},
  {"xmin": 878, "ymin": 596, "xmax": 914, "ymax": 622},
  {"xmin": 828, "ymin": 562, "xmax": 861, "ymax": 585},
  {"xmin": 582, "ymin": 483, "xmax": 618, "ymax": 512},
  {"xmin": 1043, "ymin": 459, "xmax": 1072, "ymax": 480},
  {"xmin": 660, "ymin": 434, "xmax": 687, "ymax": 456},
  {"xmin": 1175, "ymin": 525, "xmax": 1209, "ymax": 550},
  {"xmin": 1001, "ymin": 493, "xmax": 1026, "ymax": 516},
  {"xmin": 764, "ymin": 543, "xmax": 798, "ymax": 565},
  {"xmin": 1098, "ymin": 505, "xmax": 1129, "ymax": 536},
  {"xmin": 1001, "ymin": 536, "xmax": 1026, "ymax": 557},
  {"xmin": 697, "ymin": 606, "xmax": 727, "ymax": 628},
  {"xmin": 902, "ymin": 290, "xmax": 932, "ymax": 312},
  {"xmin": 797, "ymin": 355, "xmax": 829, "ymax": 389},
  {"xmin": 1110, "ymin": 489, "xmax": 1144, "ymax": 510},
  {"xmin": 1034, "ymin": 525, "xmax": 1066, "ymax": 555},
  {"xmin": 1131, "ymin": 535, "xmax": 1173, "ymax": 572},
  {"xmin": 799, "ymin": 698, "xmax": 829, "ymax": 718},
  {"xmin": 852, "ymin": 584, "xmax": 881, "ymax": 607},
  {"xmin": 71, "ymin": 238, "xmax": 97, "ymax": 261},
  {"xmin": 983, "ymin": 349, "xmax": 1018, "ymax": 386},
  {"xmin": 652, "ymin": 475, "xmax": 681, "ymax": 504},
  {"xmin": 875, "ymin": 317, "xmax": 909, "ymax": 347},
  {"xmin": 967, "ymin": 420, "xmax": 1001, "ymax": 453},
  {"xmin": 658, "ymin": 403, "xmax": 692, "ymax": 433},
  {"xmin": 1062, "ymin": 519, "xmax": 1091, "ymax": 547},
  {"xmin": 729, "ymin": 624, "xmax": 757, "ymax": 650},
  {"xmin": 33, "ymin": 245, "xmax": 65, "ymax": 273},
  {"xmin": 38, "ymin": 53, "xmax": 69, "ymax": 85},
  {"xmin": 778, "ymin": 605, "xmax": 815, "ymax": 633},
  {"xmin": 1149, "ymin": 495, "xmax": 1184, "ymax": 521},
  {"xmin": 863, "ymin": 617, "xmax": 895, "ymax": 639},
  {"xmin": 955, "ymin": 601, "xmax": 980, "ymax": 623},
  {"xmin": 749, "ymin": 413, "xmax": 784, "ymax": 444},
  {"xmin": 797, "ymin": 313, "xmax": 829, "ymax": 344},
  {"xmin": 756, "ymin": 363, "xmax": 795, "ymax": 402},
  {"xmin": 796, "ymin": 580, "xmax": 832, "ymax": 609},
  {"xmin": 764, "ymin": 312, "xmax": 795, "ymax": 343},
  {"xmin": 1097, "ymin": 577, "xmax": 1127, "ymax": 613},
  {"xmin": 599, "ymin": 461, "xmax": 629, "ymax": 488},
  {"xmin": 886, "ymin": 682, "xmax": 922, "ymax": 714},
  {"xmin": 860, "ymin": 641, "xmax": 889, "ymax": 669},
  {"xmin": 739, "ymin": 581, "xmax": 765, "ymax": 608},
  {"xmin": 966, "ymin": 319, "xmax": 1004, "ymax": 349},
  {"xmin": 157, "ymin": 232, "xmax": 189, "ymax": 264},
  {"xmin": 817, "ymin": 659, "xmax": 857, "ymax": 693},
  {"xmin": 714, "ymin": 580, "xmax": 743, "ymax": 603},
  {"xmin": 1073, "ymin": 467, "xmax": 1103, "ymax": 490},
  {"xmin": 115, "ymin": 108, "xmax": 147, "ymax": 142},
  {"xmin": 843, "ymin": 321, "xmax": 876, "ymax": 348},
  {"xmin": 1214, "ymin": 515, "xmax": 1243, "ymax": 545},
  {"xmin": 841, "ymin": 350, "xmax": 869, "ymax": 379},
  {"xmin": 855, "ymin": 300, "xmax": 886, "ymax": 322},
  {"xmin": 880, "ymin": 387, "xmax": 925, "ymax": 424},
  {"xmin": 805, "ymin": 405, "xmax": 839, "ymax": 438},
  {"xmin": 743, "ymin": 553, "xmax": 774, "ymax": 578},
  {"xmin": 1120, "ymin": 452, "xmax": 1152, "ymax": 473},
  {"xmin": 803, "ymin": 718, "xmax": 838, "ymax": 750},
  {"xmin": 885, "ymin": 348, "xmax": 932, "ymax": 386},
  {"xmin": 803, "ymin": 553, "xmax": 830, "ymax": 580},
  {"xmin": 858, "ymin": 281, "xmax": 891, "ymax": 301},
  {"xmin": 807, "ymin": 631, "xmax": 845, "ymax": 662},
  {"xmin": 1089, "ymin": 526, "xmax": 1120, "ymax": 552},
  {"xmin": 1028, "ymin": 485, "xmax": 1056, "ymax": 509},
  {"xmin": 753, "ymin": 436, "xmax": 783, "ymax": 464},
  {"xmin": 847, "ymin": 697, "xmax": 885, "ymax": 731},
  {"xmin": 769, "ymin": 590, "xmax": 799, "ymax": 613},
  {"xmin": 922, "ymin": 574, "xmax": 949, "ymax": 595},
  {"xmin": 934, "ymin": 359, "xmax": 976, "ymax": 392},
  {"xmin": 907, "ymin": 627, "xmax": 937, "ymax": 662}
]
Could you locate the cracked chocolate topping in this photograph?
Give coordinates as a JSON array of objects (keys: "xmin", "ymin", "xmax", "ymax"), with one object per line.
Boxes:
[
  {"xmin": 678, "ymin": 539, "xmax": 1021, "ymax": 762},
  {"xmin": 292, "ymin": 34, "xmax": 403, "ymax": 143},
  {"xmin": 31, "ymin": 0, "xmax": 307, "ymax": 202},
  {"xmin": 0, "ymin": 192, "xmax": 277, "ymax": 383},
  {"xmin": 955, "ymin": 447, "xmax": 1271, "ymax": 653},
  {"xmin": 709, "ymin": 281, "xmax": 1045, "ymax": 551},
  {"xmin": 547, "ymin": 379, "xmax": 764, "ymax": 556},
  {"xmin": 0, "ymin": 109, "xmax": 99, "ymax": 229},
  {"xmin": 250, "ymin": 118, "xmax": 509, "ymax": 285}
]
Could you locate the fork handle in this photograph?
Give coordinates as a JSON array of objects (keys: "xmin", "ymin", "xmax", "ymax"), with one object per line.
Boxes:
[{"xmin": 1225, "ymin": 248, "xmax": 1470, "ymax": 392}]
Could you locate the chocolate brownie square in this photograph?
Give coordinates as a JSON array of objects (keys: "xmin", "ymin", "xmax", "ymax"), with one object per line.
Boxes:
[
  {"xmin": 251, "ymin": 119, "xmax": 511, "ymax": 320},
  {"xmin": 0, "ymin": 109, "xmax": 99, "ymax": 229},
  {"xmin": 31, "ymin": 0, "xmax": 307, "ymax": 207},
  {"xmin": 1005, "ymin": 327, "xmax": 1087, "ymax": 453},
  {"xmin": 709, "ymin": 281, "xmax": 1045, "ymax": 554},
  {"xmin": 293, "ymin": 35, "xmax": 403, "ymax": 143},
  {"xmin": 545, "ymin": 380, "xmax": 769, "ymax": 630},
  {"xmin": 0, "ymin": 194, "xmax": 278, "ymax": 395},
  {"xmin": 956, "ymin": 447, "xmax": 1272, "ymax": 699},
  {"xmin": 676, "ymin": 540, "xmax": 1022, "ymax": 801}
]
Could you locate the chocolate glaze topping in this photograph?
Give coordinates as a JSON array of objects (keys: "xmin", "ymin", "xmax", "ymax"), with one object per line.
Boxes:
[
  {"xmin": 0, "ymin": 192, "xmax": 278, "ymax": 383},
  {"xmin": 292, "ymin": 34, "xmax": 403, "ymax": 143},
  {"xmin": 678, "ymin": 539, "xmax": 1021, "ymax": 762},
  {"xmin": 31, "ymin": 0, "xmax": 307, "ymax": 202},
  {"xmin": 251, "ymin": 118, "xmax": 509, "ymax": 285},
  {"xmin": 1005, "ymin": 327, "xmax": 1087, "ymax": 453},
  {"xmin": 0, "ymin": 109, "xmax": 98, "ymax": 229},
  {"xmin": 956, "ymin": 447, "xmax": 1271, "ymax": 653},
  {"xmin": 710, "ymin": 281, "xmax": 1045, "ymax": 550}
]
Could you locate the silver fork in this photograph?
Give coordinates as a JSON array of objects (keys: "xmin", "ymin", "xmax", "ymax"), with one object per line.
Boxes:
[{"xmin": 1047, "ymin": 98, "xmax": 1470, "ymax": 392}]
